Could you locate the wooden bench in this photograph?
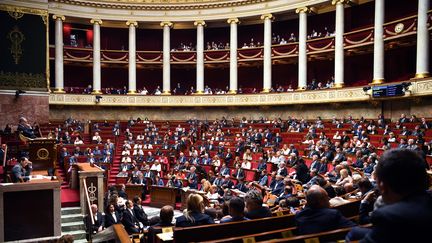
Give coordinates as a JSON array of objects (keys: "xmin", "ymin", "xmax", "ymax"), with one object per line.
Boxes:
[{"xmin": 173, "ymin": 214, "xmax": 295, "ymax": 243}]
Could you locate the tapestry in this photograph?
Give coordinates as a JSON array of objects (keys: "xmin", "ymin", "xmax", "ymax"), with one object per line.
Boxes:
[{"xmin": 0, "ymin": 5, "xmax": 48, "ymax": 91}]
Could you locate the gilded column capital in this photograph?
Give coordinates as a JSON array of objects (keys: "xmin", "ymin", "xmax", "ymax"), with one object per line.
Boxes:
[
  {"xmin": 295, "ymin": 7, "xmax": 313, "ymax": 14},
  {"xmin": 52, "ymin": 15, "xmax": 65, "ymax": 21},
  {"xmin": 126, "ymin": 20, "xmax": 138, "ymax": 27},
  {"xmin": 160, "ymin": 21, "xmax": 174, "ymax": 28},
  {"xmin": 194, "ymin": 20, "xmax": 206, "ymax": 27},
  {"xmin": 227, "ymin": 18, "xmax": 240, "ymax": 24},
  {"xmin": 90, "ymin": 19, "xmax": 103, "ymax": 25},
  {"xmin": 331, "ymin": 0, "xmax": 351, "ymax": 5},
  {"xmin": 260, "ymin": 13, "xmax": 274, "ymax": 21}
]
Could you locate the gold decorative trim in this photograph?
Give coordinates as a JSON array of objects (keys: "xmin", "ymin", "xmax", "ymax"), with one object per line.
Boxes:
[
  {"xmin": 194, "ymin": 20, "xmax": 206, "ymax": 26},
  {"xmin": 371, "ymin": 78, "xmax": 385, "ymax": 85},
  {"xmin": 0, "ymin": 71, "xmax": 46, "ymax": 90},
  {"xmin": 295, "ymin": 7, "xmax": 312, "ymax": 14},
  {"xmin": 261, "ymin": 88, "xmax": 270, "ymax": 93},
  {"xmin": 260, "ymin": 13, "xmax": 274, "ymax": 21},
  {"xmin": 8, "ymin": 26, "xmax": 25, "ymax": 65},
  {"xmin": 227, "ymin": 18, "xmax": 240, "ymax": 24},
  {"xmin": 52, "ymin": 15, "xmax": 65, "ymax": 21},
  {"xmin": 331, "ymin": 0, "xmax": 351, "ymax": 5},
  {"xmin": 0, "ymin": 4, "xmax": 48, "ymax": 17},
  {"xmin": 162, "ymin": 90, "xmax": 171, "ymax": 95},
  {"xmin": 92, "ymin": 90, "xmax": 102, "ymax": 94},
  {"xmin": 127, "ymin": 90, "xmax": 137, "ymax": 94},
  {"xmin": 414, "ymin": 73, "xmax": 430, "ymax": 79},
  {"xmin": 160, "ymin": 21, "xmax": 174, "ymax": 28},
  {"xmin": 126, "ymin": 20, "xmax": 138, "ymax": 27},
  {"xmin": 52, "ymin": 0, "xmax": 268, "ymax": 11},
  {"xmin": 333, "ymin": 83, "xmax": 344, "ymax": 88},
  {"xmin": 53, "ymin": 88, "xmax": 66, "ymax": 93},
  {"xmin": 228, "ymin": 90, "xmax": 237, "ymax": 94},
  {"xmin": 90, "ymin": 19, "xmax": 103, "ymax": 25}
]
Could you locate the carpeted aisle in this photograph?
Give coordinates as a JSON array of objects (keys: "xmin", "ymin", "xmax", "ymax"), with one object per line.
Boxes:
[{"xmin": 61, "ymin": 188, "xmax": 80, "ymax": 207}]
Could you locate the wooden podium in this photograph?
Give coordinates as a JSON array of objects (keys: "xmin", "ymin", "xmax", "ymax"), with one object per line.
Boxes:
[
  {"xmin": 27, "ymin": 138, "xmax": 57, "ymax": 171},
  {"xmin": 78, "ymin": 163, "xmax": 105, "ymax": 215},
  {"xmin": 0, "ymin": 178, "xmax": 61, "ymax": 241}
]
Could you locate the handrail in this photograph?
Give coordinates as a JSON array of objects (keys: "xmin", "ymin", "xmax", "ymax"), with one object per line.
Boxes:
[{"xmin": 83, "ymin": 178, "xmax": 95, "ymax": 225}]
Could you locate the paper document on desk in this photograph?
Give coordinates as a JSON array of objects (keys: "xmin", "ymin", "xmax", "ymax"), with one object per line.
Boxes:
[{"xmin": 157, "ymin": 232, "xmax": 173, "ymax": 241}]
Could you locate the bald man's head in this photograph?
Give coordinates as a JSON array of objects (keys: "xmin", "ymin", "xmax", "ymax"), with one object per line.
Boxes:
[{"xmin": 306, "ymin": 185, "xmax": 330, "ymax": 209}]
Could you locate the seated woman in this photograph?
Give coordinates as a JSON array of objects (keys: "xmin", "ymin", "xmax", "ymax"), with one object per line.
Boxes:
[
  {"xmin": 206, "ymin": 185, "xmax": 222, "ymax": 205},
  {"xmin": 175, "ymin": 194, "xmax": 215, "ymax": 227}
]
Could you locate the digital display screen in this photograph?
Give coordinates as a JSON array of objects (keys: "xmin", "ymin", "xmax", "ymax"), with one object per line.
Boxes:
[{"xmin": 372, "ymin": 84, "xmax": 405, "ymax": 98}]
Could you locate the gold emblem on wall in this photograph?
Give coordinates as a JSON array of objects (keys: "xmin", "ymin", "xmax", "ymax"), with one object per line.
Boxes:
[
  {"xmin": 8, "ymin": 26, "xmax": 25, "ymax": 64},
  {"xmin": 394, "ymin": 23, "xmax": 404, "ymax": 34},
  {"xmin": 37, "ymin": 148, "xmax": 49, "ymax": 160},
  {"xmin": 7, "ymin": 7, "xmax": 24, "ymax": 20}
]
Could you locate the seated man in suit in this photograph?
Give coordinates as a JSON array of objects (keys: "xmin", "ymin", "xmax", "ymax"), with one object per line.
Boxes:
[
  {"xmin": 133, "ymin": 196, "xmax": 149, "ymax": 226},
  {"xmin": 11, "ymin": 157, "xmax": 33, "ymax": 183},
  {"xmin": 244, "ymin": 190, "xmax": 272, "ymax": 219},
  {"xmin": 104, "ymin": 203, "xmax": 121, "ymax": 228},
  {"xmin": 295, "ymin": 185, "xmax": 356, "ymax": 235},
  {"xmin": 347, "ymin": 149, "xmax": 432, "ymax": 242},
  {"xmin": 122, "ymin": 200, "xmax": 142, "ymax": 234},
  {"xmin": 186, "ymin": 166, "xmax": 198, "ymax": 189},
  {"xmin": 85, "ymin": 204, "xmax": 105, "ymax": 239}
]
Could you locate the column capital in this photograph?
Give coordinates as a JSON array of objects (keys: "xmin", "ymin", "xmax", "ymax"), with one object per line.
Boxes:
[
  {"xmin": 52, "ymin": 15, "xmax": 65, "ymax": 21},
  {"xmin": 260, "ymin": 13, "xmax": 274, "ymax": 21},
  {"xmin": 227, "ymin": 18, "xmax": 240, "ymax": 24},
  {"xmin": 90, "ymin": 19, "xmax": 103, "ymax": 25},
  {"xmin": 331, "ymin": 0, "xmax": 352, "ymax": 5},
  {"xmin": 295, "ymin": 7, "xmax": 314, "ymax": 14},
  {"xmin": 160, "ymin": 21, "xmax": 174, "ymax": 28},
  {"xmin": 126, "ymin": 20, "xmax": 138, "ymax": 27},
  {"xmin": 194, "ymin": 20, "xmax": 206, "ymax": 27}
]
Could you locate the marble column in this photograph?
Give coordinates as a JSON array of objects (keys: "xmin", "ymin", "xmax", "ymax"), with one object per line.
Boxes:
[
  {"xmin": 126, "ymin": 21, "xmax": 138, "ymax": 94},
  {"xmin": 227, "ymin": 18, "xmax": 239, "ymax": 94},
  {"xmin": 372, "ymin": 0, "xmax": 385, "ymax": 84},
  {"xmin": 161, "ymin": 21, "xmax": 173, "ymax": 94},
  {"xmin": 261, "ymin": 14, "xmax": 273, "ymax": 92},
  {"xmin": 296, "ymin": 7, "xmax": 310, "ymax": 90},
  {"xmin": 53, "ymin": 15, "xmax": 65, "ymax": 93},
  {"xmin": 415, "ymin": 0, "xmax": 430, "ymax": 78},
  {"xmin": 333, "ymin": 0, "xmax": 347, "ymax": 88},
  {"xmin": 91, "ymin": 19, "xmax": 102, "ymax": 94},
  {"xmin": 194, "ymin": 20, "xmax": 206, "ymax": 94}
]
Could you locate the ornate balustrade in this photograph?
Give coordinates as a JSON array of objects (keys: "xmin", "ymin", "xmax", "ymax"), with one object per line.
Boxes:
[
  {"xmin": 49, "ymin": 79, "xmax": 432, "ymax": 107},
  {"xmin": 51, "ymin": 12, "xmax": 429, "ymax": 65}
]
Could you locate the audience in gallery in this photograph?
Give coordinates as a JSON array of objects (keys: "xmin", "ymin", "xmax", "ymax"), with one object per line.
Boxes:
[
  {"xmin": 10, "ymin": 113, "xmax": 431, "ymax": 241},
  {"xmin": 69, "ymin": 76, "xmax": 337, "ymax": 96}
]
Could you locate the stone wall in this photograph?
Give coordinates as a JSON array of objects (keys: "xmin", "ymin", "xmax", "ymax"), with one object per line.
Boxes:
[{"xmin": 0, "ymin": 93, "xmax": 50, "ymax": 128}]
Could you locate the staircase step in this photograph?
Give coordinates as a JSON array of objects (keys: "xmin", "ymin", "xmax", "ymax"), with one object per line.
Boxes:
[
  {"xmin": 61, "ymin": 213, "xmax": 84, "ymax": 223},
  {"xmin": 61, "ymin": 207, "xmax": 81, "ymax": 215},
  {"xmin": 62, "ymin": 221, "xmax": 86, "ymax": 232},
  {"xmin": 62, "ymin": 229, "xmax": 87, "ymax": 241}
]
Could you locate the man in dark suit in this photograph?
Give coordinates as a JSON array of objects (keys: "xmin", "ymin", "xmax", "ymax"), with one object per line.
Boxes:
[
  {"xmin": 85, "ymin": 204, "xmax": 105, "ymax": 238},
  {"xmin": 221, "ymin": 175, "xmax": 234, "ymax": 189},
  {"xmin": 347, "ymin": 149, "xmax": 432, "ymax": 242},
  {"xmin": 232, "ymin": 164, "xmax": 245, "ymax": 180},
  {"xmin": 270, "ymin": 175, "xmax": 285, "ymax": 195},
  {"xmin": 186, "ymin": 166, "xmax": 198, "ymax": 189},
  {"xmin": 295, "ymin": 185, "xmax": 356, "ymax": 235},
  {"xmin": 122, "ymin": 200, "xmax": 141, "ymax": 234},
  {"xmin": 104, "ymin": 204, "xmax": 121, "ymax": 228},
  {"xmin": 133, "ymin": 196, "xmax": 149, "ymax": 226}
]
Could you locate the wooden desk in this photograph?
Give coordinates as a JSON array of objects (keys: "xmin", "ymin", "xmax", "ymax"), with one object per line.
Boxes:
[
  {"xmin": 150, "ymin": 186, "xmax": 177, "ymax": 208},
  {"xmin": 125, "ymin": 184, "xmax": 145, "ymax": 199},
  {"xmin": 0, "ymin": 178, "xmax": 61, "ymax": 241}
]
